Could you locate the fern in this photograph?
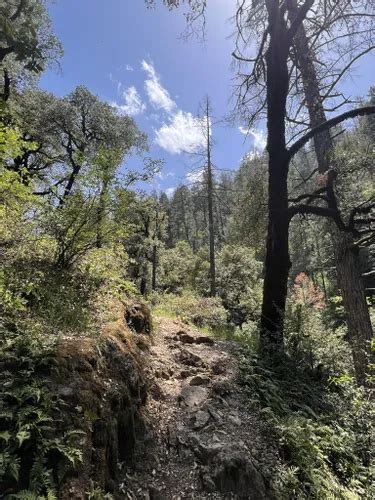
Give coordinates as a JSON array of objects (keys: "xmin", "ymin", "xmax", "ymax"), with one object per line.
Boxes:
[{"xmin": 0, "ymin": 336, "xmax": 84, "ymax": 498}]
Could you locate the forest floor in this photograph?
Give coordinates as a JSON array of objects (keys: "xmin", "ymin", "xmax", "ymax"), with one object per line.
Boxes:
[{"xmin": 120, "ymin": 316, "xmax": 279, "ymax": 499}]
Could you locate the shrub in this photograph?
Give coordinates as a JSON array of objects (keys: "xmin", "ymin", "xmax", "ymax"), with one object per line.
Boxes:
[
  {"xmin": 240, "ymin": 349, "xmax": 373, "ymax": 499},
  {"xmin": 285, "ymin": 274, "xmax": 352, "ymax": 376}
]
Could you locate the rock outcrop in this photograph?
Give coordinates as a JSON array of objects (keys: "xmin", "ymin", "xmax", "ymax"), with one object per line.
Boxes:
[
  {"xmin": 0, "ymin": 299, "xmax": 151, "ymax": 499},
  {"xmin": 57, "ymin": 300, "xmax": 152, "ymax": 498}
]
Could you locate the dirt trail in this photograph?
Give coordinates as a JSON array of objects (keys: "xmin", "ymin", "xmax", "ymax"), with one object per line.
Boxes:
[{"xmin": 121, "ymin": 316, "xmax": 277, "ymax": 499}]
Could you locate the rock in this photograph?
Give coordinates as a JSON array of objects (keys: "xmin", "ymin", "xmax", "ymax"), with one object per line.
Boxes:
[
  {"xmin": 179, "ymin": 369, "xmax": 194, "ymax": 379},
  {"xmin": 195, "ymin": 336, "xmax": 215, "ymax": 345},
  {"xmin": 191, "ymin": 438, "xmax": 268, "ymax": 498},
  {"xmin": 201, "ymin": 471, "xmax": 216, "ymax": 492},
  {"xmin": 208, "ymin": 448, "xmax": 267, "ymax": 499},
  {"xmin": 212, "ymin": 380, "xmax": 232, "ymax": 396},
  {"xmin": 192, "ymin": 410, "xmax": 211, "ymax": 429},
  {"xmin": 149, "ymin": 382, "xmax": 165, "ymax": 401},
  {"xmin": 125, "ymin": 301, "xmax": 152, "ymax": 334},
  {"xmin": 189, "ymin": 375, "xmax": 210, "ymax": 386},
  {"xmin": 175, "ymin": 329, "xmax": 187, "ymax": 335},
  {"xmin": 228, "ymin": 414, "xmax": 242, "ymax": 426},
  {"xmin": 178, "ymin": 333, "xmax": 196, "ymax": 344},
  {"xmin": 192, "ymin": 440, "xmax": 224, "ymax": 463},
  {"xmin": 160, "ymin": 370, "xmax": 170, "ymax": 380},
  {"xmin": 148, "ymin": 485, "xmax": 164, "ymax": 500},
  {"xmin": 211, "ymin": 360, "xmax": 226, "ymax": 375},
  {"xmin": 179, "ymin": 386, "xmax": 209, "ymax": 407},
  {"xmin": 175, "ymin": 332, "xmax": 214, "ymax": 346},
  {"xmin": 177, "ymin": 349, "xmax": 204, "ymax": 367},
  {"xmin": 207, "ymin": 406, "xmax": 221, "ymax": 421}
]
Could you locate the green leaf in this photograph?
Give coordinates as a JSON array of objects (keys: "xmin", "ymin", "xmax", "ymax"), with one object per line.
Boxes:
[
  {"xmin": 0, "ymin": 430, "xmax": 11, "ymax": 442},
  {"xmin": 16, "ymin": 429, "xmax": 31, "ymax": 447}
]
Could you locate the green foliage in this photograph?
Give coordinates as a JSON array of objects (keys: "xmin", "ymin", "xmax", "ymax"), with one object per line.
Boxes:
[
  {"xmin": 240, "ymin": 304, "xmax": 373, "ymax": 499},
  {"xmin": 0, "ymin": 327, "xmax": 83, "ymax": 498},
  {"xmin": 152, "ymin": 290, "xmax": 227, "ymax": 329},
  {"xmin": 227, "ymin": 155, "xmax": 268, "ymax": 256},
  {"xmin": 216, "ymin": 245, "xmax": 263, "ymax": 324},
  {"xmin": 285, "ymin": 274, "xmax": 352, "ymax": 375},
  {"xmin": 159, "ymin": 240, "xmax": 197, "ymax": 292},
  {"xmin": 86, "ymin": 486, "xmax": 114, "ymax": 500},
  {"xmin": 241, "ymin": 350, "xmax": 373, "ymax": 498},
  {"xmin": 0, "ymin": 0, "xmax": 62, "ymax": 79}
]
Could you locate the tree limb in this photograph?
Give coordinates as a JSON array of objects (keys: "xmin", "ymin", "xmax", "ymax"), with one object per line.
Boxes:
[{"xmin": 288, "ymin": 105, "xmax": 375, "ymax": 158}]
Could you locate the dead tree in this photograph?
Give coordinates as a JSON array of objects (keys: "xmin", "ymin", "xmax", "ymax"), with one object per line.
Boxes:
[{"xmin": 286, "ymin": 0, "xmax": 374, "ymax": 383}]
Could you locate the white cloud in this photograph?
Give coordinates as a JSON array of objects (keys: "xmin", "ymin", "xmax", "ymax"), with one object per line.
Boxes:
[
  {"xmin": 111, "ymin": 86, "xmax": 146, "ymax": 116},
  {"xmin": 165, "ymin": 187, "xmax": 176, "ymax": 198},
  {"xmin": 156, "ymin": 170, "xmax": 175, "ymax": 180},
  {"xmin": 155, "ymin": 110, "xmax": 206, "ymax": 154},
  {"xmin": 239, "ymin": 126, "xmax": 267, "ymax": 152},
  {"xmin": 125, "ymin": 64, "xmax": 134, "ymax": 71},
  {"xmin": 186, "ymin": 168, "xmax": 205, "ymax": 183},
  {"xmin": 141, "ymin": 60, "xmax": 176, "ymax": 113}
]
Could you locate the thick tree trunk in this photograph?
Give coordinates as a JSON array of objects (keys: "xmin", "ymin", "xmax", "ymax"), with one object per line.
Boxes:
[
  {"xmin": 260, "ymin": 22, "xmax": 291, "ymax": 347},
  {"xmin": 333, "ymin": 230, "xmax": 374, "ymax": 384},
  {"xmin": 290, "ymin": 3, "xmax": 374, "ymax": 384},
  {"xmin": 261, "ymin": 158, "xmax": 291, "ymax": 347}
]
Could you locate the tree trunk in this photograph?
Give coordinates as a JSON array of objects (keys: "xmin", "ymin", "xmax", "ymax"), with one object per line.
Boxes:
[
  {"xmin": 151, "ymin": 243, "xmax": 157, "ymax": 290},
  {"xmin": 290, "ymin": 2, "xmax": 374, "ymax": 384},
  {"xmin": 205, "ymin": 98, "xmax": 216, "ymax": 297},
  {"xmin": 260, "ymin": 22, "xmax": 291, "ymax": 347},
  {"xmin": 261, "ymin": 159, "xmax": 291, "ymax": 347},
  {"xmin": 333, "ymin": 230, "xmax": 374, "ymax": 383}
]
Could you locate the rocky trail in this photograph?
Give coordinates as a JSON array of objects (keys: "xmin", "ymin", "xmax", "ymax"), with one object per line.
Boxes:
[{"xmin": 120, "ymin": 316, "xmax": 278, "ymax": 499}]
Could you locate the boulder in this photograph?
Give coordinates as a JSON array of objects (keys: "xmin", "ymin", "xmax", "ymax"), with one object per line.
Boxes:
[
  {"xmin": 191, "ymin": 410, "xmax": 211, "ymax": 430},
  {"xmin": 195, "ymin": 336, "xmax": 215, "ymax": 346},
  {"xmin": 177, "ymin": 349, "xmax": 204, "ymax": 367},
  {"xmin": 179, "ymin": 385, "xmax": 209, "ymax": 407},
  {"xmin": 210, "ymin": 449, "xmax": 267, "ymax": 499},
  {"xmin": 189, "ymin": 375, "xmax": 211, "ymax": 386},
  {"xmin": 125, "ymin": 301, "xmax": 152, "ymax": 334}
]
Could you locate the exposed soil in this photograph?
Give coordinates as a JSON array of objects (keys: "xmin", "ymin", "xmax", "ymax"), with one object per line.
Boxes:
[{"xmin": 121, "ymin": 316, "xmax": 279, "ymax": 499}]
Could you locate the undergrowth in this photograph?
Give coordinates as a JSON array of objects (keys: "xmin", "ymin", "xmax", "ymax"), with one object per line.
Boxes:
[
  {"xmin": 150, "ymin": 290, "xmax": 227, "ymax": 329},
  {"xmin": 240, "ymin": 349, "xmax": 374, "ymax": 499},
  {"xmin": 0, "ymin": 324, "xmax": 83, "ymax": 499}
]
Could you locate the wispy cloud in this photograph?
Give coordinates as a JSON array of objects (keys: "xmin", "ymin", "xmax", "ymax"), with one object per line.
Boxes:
[
  {"xmin": 155, "ymin": 110, "xmax": 206, "ymax": 154},
  {"xmin": 165, "ymin": 187, "xmax": 176, "ymax": 197},
  {"xmin": 156, "ymin": 170, "xmax": 175, "ymax": 180},
  {"xmin": 239, "ymin": 126, "xmax": 267, "ymax": 152},
  {"xmin": 186, "ymin": 168, "xmax": 205, "ymax": 183},
  {"xmin": 141, "ymin": 60, "xmax": 176, "ymax": 113},
  {"xmin": 111, "ymin": 86, "xmax": 146, "ymax": 116},
  {"xmin": 125, "ymin": 64, "xmax": 134, "ymax": 71}
]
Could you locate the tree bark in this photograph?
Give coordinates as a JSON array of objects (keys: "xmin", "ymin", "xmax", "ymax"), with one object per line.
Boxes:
[
  {"xmin": 260, "ymin": 17, "xmax": 291, "ymax": 348},
  {"xmin": 334, "ymin": 230, "xmax": 374, "ymax": 383}
]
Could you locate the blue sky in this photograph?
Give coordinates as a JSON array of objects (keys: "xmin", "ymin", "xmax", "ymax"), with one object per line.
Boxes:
[{"xmin": 40, "ymin": 0, "xmax": 375, "ymax": 196}]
